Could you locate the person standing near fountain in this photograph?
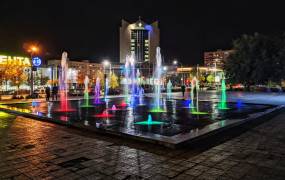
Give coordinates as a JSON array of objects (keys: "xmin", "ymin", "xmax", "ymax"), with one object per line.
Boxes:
[
  {"xmin": 52, "ymin": 85, "xmax": 58, "ymax": 101},
  {"xmin": 181, "ymin": 84, "xmax": 186, "ymax": 99},
  {"xmin": 45, "ymin": 86, "xmax": 50, "ymax": 101}
]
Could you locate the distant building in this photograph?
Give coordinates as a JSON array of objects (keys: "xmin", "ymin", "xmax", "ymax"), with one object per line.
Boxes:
[
  {"xmin": 119, "ymin": 18, "xmax": 160, "ymax": 64},
  {"xmin": 47, "ymin": 59, "xmax": 102, "ymax": 87},
  {"xmin": 204, "ymin": 49, "xmax": 235, "ymax": 69}
]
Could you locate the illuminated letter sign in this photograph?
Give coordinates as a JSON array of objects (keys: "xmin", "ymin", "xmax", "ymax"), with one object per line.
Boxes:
[{"xmin": 0, "ymin": 55, "xmax": 30, "ymax": 66}]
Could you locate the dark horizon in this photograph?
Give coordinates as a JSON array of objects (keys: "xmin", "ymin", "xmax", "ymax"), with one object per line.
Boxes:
[{"xmin": 1, "ymin": 0, "xmax": 285, "ymax": 65}]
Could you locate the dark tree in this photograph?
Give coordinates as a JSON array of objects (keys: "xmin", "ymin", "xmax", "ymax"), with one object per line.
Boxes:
[{"xmin": 224, "ymin": 33, "xmax": 285, "ymax": 90}]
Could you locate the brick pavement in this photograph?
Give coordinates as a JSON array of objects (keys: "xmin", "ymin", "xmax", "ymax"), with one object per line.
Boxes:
[{"xmin": 1, "ymin": 111, "xmax": 285, "ymax": 179}]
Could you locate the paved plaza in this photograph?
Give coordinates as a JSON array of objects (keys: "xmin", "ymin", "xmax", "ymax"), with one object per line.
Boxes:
[
  {"xmin": 1, "ymin": 92, "xmax": 285, "ymax": 179},
  {"xmin": 0, "ymin": 111, "xmax": 285, "ymax": 179}
]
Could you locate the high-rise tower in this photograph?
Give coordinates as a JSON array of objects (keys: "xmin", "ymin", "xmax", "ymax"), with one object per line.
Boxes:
[{"xmin": 119, "ymin": 18, "xmax": 160, "ymax": 64}]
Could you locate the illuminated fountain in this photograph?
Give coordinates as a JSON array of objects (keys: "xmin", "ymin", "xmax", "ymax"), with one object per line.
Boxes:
[
  {"xmin": 112, "ymin": 105, "xmax": 117, "ymax": 111},
  {"xmin": 81, "ymin": 75, "xmax": 94, "ymax": 108},
  {"xmin": 94, "ymin": 77, "xmax": 102, "ymax": 104},
  {"xmin": 56, "ymin": 52, "xmax": 75, "ymax": 112},
  {"xmin": 218, "ymin": 74, "xmax": 230, "ymax": 110},
  {"xmin": 124, "ymin": 56, "xmax": 130, "ymax": 96},
  {"xmin": 94, "ymin": 109, "xmax": 114, "ymax": 118},
  {"xmin": 136, "ymin": 69, "xmax": 141, "ymax": 95},
  {"xmin": 138, "ymin": 86, "xmax": 145, "ymax": 105},
  {"xmin": 190, "ymin": 77, "xmax": 197, "ymax": 109},
  {"xmin": 105, "ymin": 104, "xmax": 124, "ymax": 111},
  {"xmin": 135, "ymin": 114, "xmax": 164, "ymax": 125},
  {"xmin": 167, "ymin": 80, "xmax": 173, "ymax": 99},
  {"xmin": 105, "ymin": 77, "xmax": 109, "ymax": 99},
  {"xmin": 190, "ymin": 69, "xmax": 208, "ymax": 115},
  {"xmin": 123, "ymin": 55, "xmax": 131, "ymax": 105},
  {"xmin": 150, "ymin": 47, "xmax": 165, "ymax": 113},
  {"xmin": 130, "ymin": 52, "xmax": 136, "ymax": 97}
]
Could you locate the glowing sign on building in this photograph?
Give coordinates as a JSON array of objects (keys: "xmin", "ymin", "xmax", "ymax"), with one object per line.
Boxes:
[
  {"xmin": 0, "ymin": 55, "xmax": 30, "ymax": 67},
  {"xmin": 32, "ymin": 57, "xmax": 42, "ymax": 67}
]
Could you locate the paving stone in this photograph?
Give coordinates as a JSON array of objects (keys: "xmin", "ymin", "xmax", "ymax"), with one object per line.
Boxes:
[{"xmin": 1, "ymin": 108, "xmax": 285, "ymax": 179}]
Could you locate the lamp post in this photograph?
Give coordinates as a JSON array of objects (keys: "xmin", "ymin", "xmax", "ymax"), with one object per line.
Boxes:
[
  {"xmin": 102, "ymin": 60, "xmax": 110, "ymax": 99},
  {"xmin": 27, "ymin": 45, "xmax": 39, "ymax": 96},
  {"xmin": 173, "ymin": 60, "xmax": 183, "ymax": 85}
]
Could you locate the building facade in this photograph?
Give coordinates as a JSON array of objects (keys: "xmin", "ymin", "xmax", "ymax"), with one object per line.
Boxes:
[
  {"xmin": 204, "ymin": 49, "xmax": 235, "ymax": 69},
  {"xmin": 47, "ymin": 59, "xmax": 103, "ymax": 87},
  {"xmin": 119, "ymin": 18, "xmax": 160, "ymax": 64}
]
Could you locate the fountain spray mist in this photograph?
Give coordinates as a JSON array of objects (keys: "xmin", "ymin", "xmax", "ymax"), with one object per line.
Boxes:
[
  {"xmin": 58, "ymin": 52, "xmax": 74, "ymax": 112},
  {"xmin": 94, "ymin": 77, "xmax": 101, "ymax": 104}
]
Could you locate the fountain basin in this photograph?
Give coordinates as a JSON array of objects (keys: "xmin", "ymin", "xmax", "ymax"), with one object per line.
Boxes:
[{"xmin": 0, "ymin": 97, "xmax": 282, "ymax": 148}]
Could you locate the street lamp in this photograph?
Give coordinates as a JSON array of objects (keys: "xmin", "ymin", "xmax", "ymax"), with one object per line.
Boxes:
[
  {"xmin": 27, "ymin": 45, "xmax": 40, "ymax": 96},
  {"xmin": 102, "ymin": 60, "xmax": 110, "ymax": 99},
  {"xmin": 173, "ymin": 60, "xmax": 184, "ymax": 85}
]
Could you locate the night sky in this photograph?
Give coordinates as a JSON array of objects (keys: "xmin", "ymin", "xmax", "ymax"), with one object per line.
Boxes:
[{"xmin": 1, "ymin": 0, "xmax": 285, "ymax": 65}]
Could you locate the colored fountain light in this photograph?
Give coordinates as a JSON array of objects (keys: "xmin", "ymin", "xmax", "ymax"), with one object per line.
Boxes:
[
  {"xmin": 124, "ymin": 56, "xmax": 130, "ymax": 101},
  {"xmin": 106, "ymin": 104, "xmax": 124, "ymax": 111},
  {"xmin": 94, "ymin": 110, "xmax": 114, "ymax": 118},
  {"xmin": 137, "ymin": 86, "xmax": 145, "ymax": 106},
  {"xmin": 149, "ymin": 107, "xmax": 166, "ymax": 113},
  {"xmin": 119, "ymin": 101, "xmax": 128, "ymax": 107},
  {"xmin": 112, "ymin": 105, "xmax": 117, "ymax": 111},
  {"xmin": 81, "ymin": 76, "xmax": 94, "ymax": 108},
  {"xmin": 190, "ymin": 74, "xmax": 208, "ymax": 115},
  {"xmin": 190, "ymin": 77, "xmax": 196, "ymax": 108},
  {"xmin": 218, "ymin": 75, "xmax": 230, "ymax": 110},
  {"xmin": 182, "ymin": 99, "xmax": 194, "ymax": 108},
  {"xmin": 150, "ymin": 47, "xmax": 165, "ymax": 113},
  {"xmin": 190, "ymin": 110, "xmax": 209, "ymax": 115},
  {"xmin": 130, "ymin": 52, "xmax": 136, "ymax": 98},
  {"xmin": 135, "ymin": 114, "xmax": 164, "ymax": 125},
  {"xmin": 94, "ymin": 77, "xmax": 103, "ymax": 104},
  {"xmin": 56, "ymin": 52, "xmax": 75, "ymax": 112},
  {"xmin": 236, "ymin": 99, "xmax": 243, "ymax": 109}
]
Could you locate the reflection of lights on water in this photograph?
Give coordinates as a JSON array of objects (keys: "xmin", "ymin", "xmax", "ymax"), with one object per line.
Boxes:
[
  {"xmin": 36, "ymin": 112, "xmax": 43, "ymax": 116},
  {"xmin": 47, "ymin": 102, "xmax": 52, "ymax": 118},
  {"xmin": 236, "ymin": 99, "xmax": 243, "ymax": 109},
  {"xmin": 0, "ymin": 111, "xmax": 13, "ymax": 118},
  {"xmin": 94, "ymin": 110, "xmax": 114, "ymax": 118},
  {"xmin": 126, "ymin": 109, "xmax": 135, "ymax": 128},
  {"xmin": 32, "ymin": 101, "xmax": 39, "ymax": 107},
  {"xmin": 59, "ymin": 116, "xmax": 69, "ymax": 122}
]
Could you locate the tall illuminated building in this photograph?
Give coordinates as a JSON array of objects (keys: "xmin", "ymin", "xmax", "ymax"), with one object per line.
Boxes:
[{"xmin": 119, "ymin": 18, "xmax": 160, "ymax": 64}]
